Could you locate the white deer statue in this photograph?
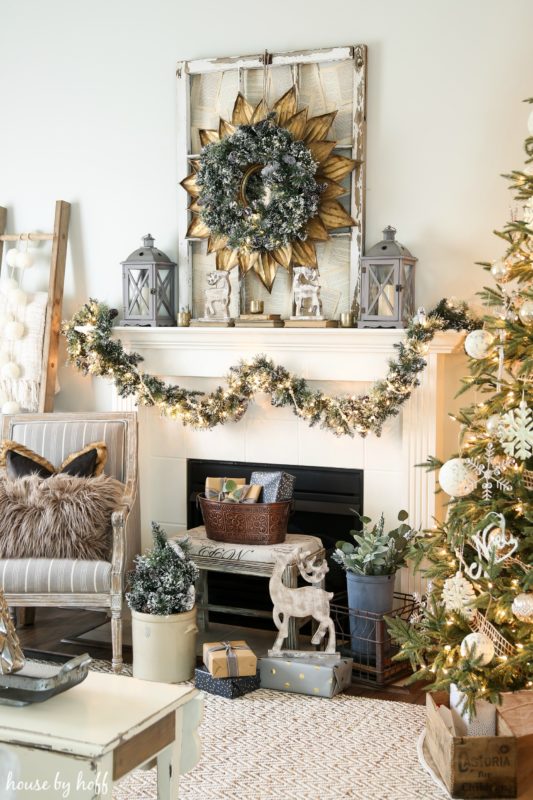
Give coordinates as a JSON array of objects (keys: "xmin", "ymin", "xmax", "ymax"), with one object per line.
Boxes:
[
  {"xmin": 291, "ymin": 266, "xmax": 323, "ymax": 318},
  {"xmin": 269, "ymin": 548, "xmax": 336, "ymax": 654}
]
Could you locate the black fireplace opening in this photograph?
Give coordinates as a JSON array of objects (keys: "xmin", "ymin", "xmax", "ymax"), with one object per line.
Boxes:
[{"xmin": 187, "ymin": 459, "xmax": 364, "ymax": 628}]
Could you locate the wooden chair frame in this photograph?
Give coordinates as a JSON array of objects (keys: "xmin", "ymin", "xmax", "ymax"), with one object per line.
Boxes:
[{"xmin": 1, "ymin": 411, "xmax": 139, "ymax": 673}]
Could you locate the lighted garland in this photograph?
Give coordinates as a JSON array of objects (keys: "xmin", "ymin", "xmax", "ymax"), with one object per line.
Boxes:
[{"xmin": 63, "ymin": 300, "xmax": 476, "ymax": 437}]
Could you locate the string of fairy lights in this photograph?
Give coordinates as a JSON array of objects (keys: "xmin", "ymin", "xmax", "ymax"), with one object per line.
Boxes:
[{"xmin": 63, "ymin": 298, "xmax": 475, "ymax": 438}]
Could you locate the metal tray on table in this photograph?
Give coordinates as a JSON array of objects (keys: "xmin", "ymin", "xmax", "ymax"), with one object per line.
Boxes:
[{"xmin": 0, "ymin": 653, "xmax": 92, "ymax": 706}]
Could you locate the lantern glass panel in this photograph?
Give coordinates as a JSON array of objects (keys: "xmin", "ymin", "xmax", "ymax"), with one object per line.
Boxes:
[
  {"xmin": 127, "ymin": 268, "xmax": 152, "ymax": 318},
  {"xmin": 156, "ymin": 267, "xmax": 174, "ymax": 319},
  {"xmin": 367, "ymin": 263, "xmax": 396, "ymax": 317},
  {"xmin": 402, "ymin": 262, "xmax": 415, "ymax": 320}
]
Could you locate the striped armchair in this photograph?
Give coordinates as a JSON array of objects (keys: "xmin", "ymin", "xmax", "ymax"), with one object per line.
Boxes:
[{"xmin": 0, "ymin": 412, "xmax": 140, "ymax": 673}]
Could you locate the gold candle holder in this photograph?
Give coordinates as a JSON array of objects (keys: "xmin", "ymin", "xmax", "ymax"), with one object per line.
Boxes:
[
  {"xmin": 177, "ymin": 310, "xmax": 191, "ymax": 327},
  {"xmin": 339, "ymin": 312, "xmax": 355, "ymax": 328},
  {"xmin": 248, "ymin": 300, "xmax": 264, "ymax": 315}
]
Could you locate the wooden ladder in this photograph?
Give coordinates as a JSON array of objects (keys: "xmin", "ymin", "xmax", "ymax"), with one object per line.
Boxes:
[{"xmin": 0, "ymin": 200, "xmax": 70, "ymax": 412}]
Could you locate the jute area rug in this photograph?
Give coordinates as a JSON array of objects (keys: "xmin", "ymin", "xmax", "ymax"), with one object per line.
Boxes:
[{"xmin": 87, "ymin": 661, "xmax": 445, "ymax": 800}]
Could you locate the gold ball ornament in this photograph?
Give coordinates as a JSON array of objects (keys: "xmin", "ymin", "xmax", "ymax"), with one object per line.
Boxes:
[
  {"xmin": 460, "ymin": 632, "xmax": 495, "ymax": 665},
  {"xmin": 464, "ymin": 329, "xmax": 494, "ymax": 360},
  {"xmin": 490, "ymin": 259, "xmax": 510, "ymax": 283},
  {"xmin": 439, "ymin": 458, "xmax": 478, "ymax": 497},
  {"xmin": 512, "ymin": 593, "xmax": 533, "ymax": 623},
  {"xmin": 518, "ymin": 300, "xmax": 533, "ymax": 326}
]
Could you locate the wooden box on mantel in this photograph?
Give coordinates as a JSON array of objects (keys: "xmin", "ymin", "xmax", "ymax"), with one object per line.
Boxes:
[{"xmin": 425, "ymin": 692, "xmax": 517, "ymax": 799}]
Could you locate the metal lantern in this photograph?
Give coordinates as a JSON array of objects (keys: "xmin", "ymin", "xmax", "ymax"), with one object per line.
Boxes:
[
  {"xmin": 121, "ymin": 234, "xmax": 177, "ymax": 326},
  {"xmin": 358, "ymin": 226, "xmax": 417, "ymax": 328}
]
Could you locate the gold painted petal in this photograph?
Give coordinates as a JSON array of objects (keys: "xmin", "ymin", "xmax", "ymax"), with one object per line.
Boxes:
[
  {"xmin": 284, "ymin": 109, "xmax": 308, "ymax": 141},
  {"xmin": 306, "ymin": 215, "xmax": 330, "ymax": 242},
  {"xmin": 271, "ymin": 244, "xmax": 292, "ymax": 269},
  {"xmin": 215, "ymin": 249, "xmax": 240, "ymax": 270},
  {"xmin": 307, "ymin": 140, "xmax": 336, "ymax": 164},
  {"xmin": 304, "ymin": 111, "xmax": 337, "ymax": 142},
  {"xmin": 186, "ymin": 215, "xmax": 210, "ymax": 238},
  {"xmin": 180, "ymin": 173, "xmax": 200, "ymax": 197},
  {"xmin": 189, "ymin": 198, "xmax": 202, "ymax": 213},
  {"xmin": 273, "ymin": 86, "xmax": 298, "ymax": 125},
  {"xmin": 219, "ymin": 119, "xmax": 236, "ymax": 138},
  {"xmin": 199, "ymin": 129, "xmax": 220, "ymax": 146},
  {"xmin": 190, "ymin": 159, "xmax": 200, "ymax": 172},
  {"xmin": 251, "ymin": 99, "xmax": 269, "ymax": 123},
  {"xmin": 319, "ymin": 200, "xmax": 356, "ymax": 230},
  {"xmin": 238, "ymin": 250, "xmax": 260, "ymax": 274},
  {"xmin": 254, "ymin": 252, "xmax": 279, "ymax": 292},
  {"xmin": 232, "ymin": 93, "xmax": 254, "ymax": 125},
  {"xmin": 319, "ymin": 154, "xmax": 357, "ymax": 182},
  {"xmin": 207, "ymin": 234, "xmax": 229, "ymax": 254},
  {"xmin": 291, "ymin": 239, "xmax": 318, "ymax": 267},
  {"xmin": 320, "ymin": 181, "xmax": 347, "ymax": 200}
]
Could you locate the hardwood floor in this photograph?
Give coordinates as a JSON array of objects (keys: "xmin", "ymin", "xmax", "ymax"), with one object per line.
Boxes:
[{"xmin": 16, "ymin": 608, "xmax": 426, "ymax": 704}]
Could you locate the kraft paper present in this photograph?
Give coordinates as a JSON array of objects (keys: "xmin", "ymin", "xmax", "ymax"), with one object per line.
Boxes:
[
  {"xmin": 203, "ymin": 640, "xmax": 257, "ymax": 678},
  {"xmin": 259, "ymin": 655, "xmax": 353, "ymax": 698},
  {"xmin": 195, "ymin": 665, "xmax": 260, "ymax": 699},
  {"xmin": 250, "ymin": 470, "xmax": 295, "ymax": 503}
]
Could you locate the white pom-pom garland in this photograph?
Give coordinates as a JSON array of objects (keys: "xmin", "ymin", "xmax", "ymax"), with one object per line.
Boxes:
[
  {"xmin": 5, "ymin": 248, "xmax": 19, "ymax": 268},
  {"xmin": 14, "ymin": 251, "xmax": 33, "ymax": 270},
  {"xmin": 460, "ymin": 632, "xmax": 495, "ymax": 666},
  {"xmin": 1, "ymin": 362, "xmax": 21, "ymax": 380},
  {"xmin": 1, "ymin": 400, "xmax": 21, "ymax": 414},
  {"xmin": 0, "ymin": 277, "xmax": 19, "ymax": 294},
  {"xmin": 0, "ymin": 350, "xmax": 10, "ymax": 367},
  {"xmin": 3, "ymin": 320, "xmax": 24, "ymax": 340},
  {"xmin": 7, "ymin": 288, "xmax": 27, "ymax": 307}
]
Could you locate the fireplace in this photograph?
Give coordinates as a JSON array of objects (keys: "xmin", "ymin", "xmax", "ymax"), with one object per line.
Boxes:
[{"xmin": 187, "ymin": 459, "xmax": 363, "ymax": 624}]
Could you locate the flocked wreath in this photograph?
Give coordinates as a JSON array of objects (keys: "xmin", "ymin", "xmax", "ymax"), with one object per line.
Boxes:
[
  {"xmin": 197, "ymin": 117, "xmax": 323, "ymax": 253},
  {"xmin": 63, "ymin": 299, "xmax": 476, "ymax": 437}
]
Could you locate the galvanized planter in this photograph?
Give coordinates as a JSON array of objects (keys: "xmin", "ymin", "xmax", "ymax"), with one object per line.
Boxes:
[{"xmin": 0, "ymin": 654, "xmax": 91, "ymax": 706}]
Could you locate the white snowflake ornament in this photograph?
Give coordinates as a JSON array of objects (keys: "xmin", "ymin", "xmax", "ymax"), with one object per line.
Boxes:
[
  {"xmin": 442, "ymin": 571, "xmax": 477, "ymax": 620},
  {"xmin": 466, "ymin": 443, "xmax": 513, "ymax": 500},
  {"xmin": 499, "ymin": 399, "xmax": 533, "ymax": 460}
]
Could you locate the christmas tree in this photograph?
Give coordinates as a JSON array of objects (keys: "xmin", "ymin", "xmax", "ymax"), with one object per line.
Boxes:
[{"xmin": 389, "ymin": 101, "xmax": 533, "ymax": 718}]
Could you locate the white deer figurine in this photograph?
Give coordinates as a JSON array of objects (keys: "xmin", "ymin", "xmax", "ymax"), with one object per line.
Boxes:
[
  {"xmin": 291, "ymin": 266, "xmax": 323, "ymax": 318},
  {"xmin": 269, "ymin": 548, "xmax": 336, "ymax": 654},
  {"xmin": 204, "ymin": 271, "xmax": 231, "ymax": 319}
]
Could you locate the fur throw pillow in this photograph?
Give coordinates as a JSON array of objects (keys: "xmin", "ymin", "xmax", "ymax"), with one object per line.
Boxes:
[{"xmin": 0, "ymin": 474, "xmax": 125, "ymax": 561}]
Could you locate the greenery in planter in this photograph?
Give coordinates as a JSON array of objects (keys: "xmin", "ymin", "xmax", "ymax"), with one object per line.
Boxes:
[
  {"xmin": 332, "ymin": 510, "xmax": 416, "ymax": 576},
  {"xmin": 126, "ymin": 522, "xmax": 199, "ymax": 615}
]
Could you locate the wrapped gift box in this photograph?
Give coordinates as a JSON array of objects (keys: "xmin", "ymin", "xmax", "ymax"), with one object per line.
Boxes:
[
  {"xmin": 203, "ymin": 640, "xmax": 257, "ymax": 678},
  {"xmin": 250, "ymin": 470, "xmax": 295, "ymax": 503},
  {"xmin": 259, "ymin": 654, "xmax": 352, "ymax": 698},
  {"xmin": 195, "ymin": 665, "xmax": 260, "ymax": 699},
  {"xmin": 205, "ymin": 476, "xmax": 245, "ymax": 500}
]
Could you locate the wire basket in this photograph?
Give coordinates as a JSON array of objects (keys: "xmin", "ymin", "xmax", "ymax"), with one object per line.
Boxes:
[{"xmin": 330, "ymin": 592, "xmax": 416, "ymax": 687}]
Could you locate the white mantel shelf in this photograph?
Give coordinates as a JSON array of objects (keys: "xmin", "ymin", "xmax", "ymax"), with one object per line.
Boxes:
[{"xmin": 112, "ymin": 326, "xmax": 465, "ymax": 382}]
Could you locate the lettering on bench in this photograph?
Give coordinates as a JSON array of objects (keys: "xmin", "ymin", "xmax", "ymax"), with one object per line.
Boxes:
[{"xmin": 196, "ymin": 544, "xmax": 255, "ymax": 561}]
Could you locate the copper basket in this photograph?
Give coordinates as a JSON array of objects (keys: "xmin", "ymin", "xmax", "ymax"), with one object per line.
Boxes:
[{"xmin": 198, "ymin": 494, "xmax": 290, "ymax": 545}]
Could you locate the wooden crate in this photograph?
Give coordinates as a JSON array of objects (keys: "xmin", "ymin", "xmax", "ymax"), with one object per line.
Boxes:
[
  {"xmin": 425, "ymin": 692, "xmax": 517, "ymax": 798},
  {"xmin": 498, "ymin": 691, "xmax": 533, "ymax": 800}
]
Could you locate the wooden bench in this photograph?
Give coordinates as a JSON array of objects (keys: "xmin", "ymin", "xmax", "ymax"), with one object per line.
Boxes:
[{"xmin": 182, "ymin": 526, "xmax": 325, "ymax": 650}]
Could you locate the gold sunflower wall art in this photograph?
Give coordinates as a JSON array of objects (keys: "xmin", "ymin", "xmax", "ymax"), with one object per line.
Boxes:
[{"xmin": 181, "ymin": 87, "xmax": 358, "ymax": 291}]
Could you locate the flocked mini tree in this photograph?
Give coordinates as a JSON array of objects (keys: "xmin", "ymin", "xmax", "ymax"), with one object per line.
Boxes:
[{"xmin": 389, "ymin": 100, "xmax": 533, "ymax": 718}]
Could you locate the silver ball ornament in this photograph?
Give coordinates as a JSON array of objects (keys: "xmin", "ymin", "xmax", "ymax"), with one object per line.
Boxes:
[
  {"xmin": 439, "ymin": 458, "xmax": 478, "ymax": 497},
  {"xmin": 486, "ymin": 414, "xmax": 501, "ymax": 435},
  {"xmin": 518, "ymin": 300, "xmax": 533, "ymax": 326},
  {"xmin": 1, "ymin": 400, "xmax": 21, "ymax": 415},
  {"xmin": 512, "ymin": 593, "xmax": 533, "ymax": 623},
  {"xmin": 490, "ymin": 259, "xmax": 510, "ymax": 283},
  {"xmin": 464, "ymin": 329, "xmax": 494, "ymax": 360},
  {"xmin": 5, "ymin": 248, "xmax": 19, "ymax": 268},
  {"xmin": 460, "ymin": 632, "xmax": 495, "ymax": 665}
]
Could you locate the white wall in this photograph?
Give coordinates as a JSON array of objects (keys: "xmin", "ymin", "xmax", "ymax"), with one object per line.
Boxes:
[{"xmin": 0, "ymin": 0, "xmax": 532, "ymax": 411}]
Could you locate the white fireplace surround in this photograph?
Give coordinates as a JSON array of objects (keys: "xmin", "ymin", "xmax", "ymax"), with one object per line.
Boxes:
[{"xmin": 111, "ymin": 326, "xmax": 466, "ymax": 594}]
